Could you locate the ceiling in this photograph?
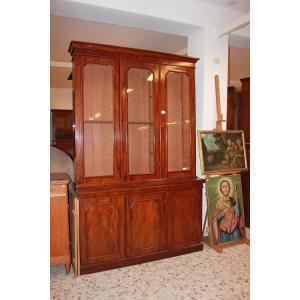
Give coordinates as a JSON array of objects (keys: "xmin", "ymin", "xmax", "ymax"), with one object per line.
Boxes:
[
  {"xmin": 50, "ymin": 15, "xmax": 188, "ymax": 88},
  {"xmin": 50, "ymin": 0, "xmax": 201, "ymax": 37},
  {"xmin": 229, "ymin": 24, "xmax": 250, "ymax": 48},
  {"xmin": 51, "ymin": 1, "xmax": 249, "ymax": 89},
  {"xmin": 51, "ymin": 15, "xmax": 187, "ymax": 62},
  {"xmin": 195, "ymin": 0, "xmax": 249, "ymax": 12}
]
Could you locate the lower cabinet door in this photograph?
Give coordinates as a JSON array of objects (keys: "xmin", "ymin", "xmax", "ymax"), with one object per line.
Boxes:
[
  {"xmin": 168, "ymin": 187, "xmax": 201, "ymax": 249},
  {"xmin": 80, "ymin": 196, "xmax": 125, "ymax": 265},
  {"xmin": 126, "ymin": 192, "xmax": 167, "ymax": 257}
]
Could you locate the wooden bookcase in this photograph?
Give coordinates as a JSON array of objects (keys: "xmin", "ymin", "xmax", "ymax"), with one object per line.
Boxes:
[
  {"xmin": 51, "ymin": 109, "xmax": 74, "ymax": 158},
  {"xmin": 69, "ymin": 41, "xmax": 204, "ymax": 275},
  {"xmin": 240, "ymin": 77, "xmax": 250, "ymax": 227},
  {"xmin": 226, "ymin": 79, "xmax": 250, "ymax": 227}
]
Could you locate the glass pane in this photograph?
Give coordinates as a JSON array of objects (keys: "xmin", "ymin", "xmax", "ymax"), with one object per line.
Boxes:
[
  {"xmin": 167, "ymin": 72, "xmax": 191, "ymax": 172},
  {"xmin": 128, "ymin": 124, "xmax": 154, "ymax": 175},
  {"xmin": 83, "ymin": 64, "xmax": 114, "ymax": 177},
  {"xmin": 127, "ymin": 68, "xmax": 155, "ymax": 175},
  {"xmin": 84, "ymin": 123, "xmax": 114, "ymax": 177},
  {"xmin": 83, "ymin": 64, "xmax": 113, "ymax": 122}
]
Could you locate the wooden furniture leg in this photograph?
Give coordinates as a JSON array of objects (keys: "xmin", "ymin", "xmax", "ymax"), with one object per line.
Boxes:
[{"xmin": 65, "ymin": 262, "xmax": 71, "ymax": 274}]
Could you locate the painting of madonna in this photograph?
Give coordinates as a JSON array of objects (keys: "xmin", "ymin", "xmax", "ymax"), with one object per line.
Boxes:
[{"xmin": 207, "ymin": 175, "xmax": 245, "ymax": 245}]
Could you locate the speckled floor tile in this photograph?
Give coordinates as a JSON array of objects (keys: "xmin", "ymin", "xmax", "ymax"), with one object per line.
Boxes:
[{"xmin": 51, "ymin": 243, "xmax": 249, "ymax": 300}]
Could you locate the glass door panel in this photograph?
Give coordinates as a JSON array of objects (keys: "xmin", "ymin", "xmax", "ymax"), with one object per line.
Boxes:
[
  {"xmin": 128, "ymin": 124, "xmax": 154, "ymax": 175},
  {"xmin": 166, "ymin": 72, "xmax": 191, "ymax": 172},
  {"xmin": 84, "ymin": 123, "xmax": 114, "ymax": 177},
  {"xmin": 83, "ymin": 64, "xmax": 114, "ymax": 177},
  {"xmin": 127, "ymin": 68, "xmax": 155, "ymax": 175}
]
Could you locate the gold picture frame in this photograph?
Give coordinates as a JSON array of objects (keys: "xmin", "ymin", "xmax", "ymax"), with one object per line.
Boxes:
[{"xmin": 197, "ymin": 130, "xmax": 248, "ymax": 175}]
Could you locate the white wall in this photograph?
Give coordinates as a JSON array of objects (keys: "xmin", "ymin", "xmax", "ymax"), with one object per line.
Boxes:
[
  {"xmin": 50, "ymin": 88, "xmax": 72, "ymax": 109},
  {"xmin": 188, "ymin": 27, "xmax": 229, "ymax": 178},
  {"xmin": 188, "ymin": 28, "xmax": 229, "ymax": 228}
]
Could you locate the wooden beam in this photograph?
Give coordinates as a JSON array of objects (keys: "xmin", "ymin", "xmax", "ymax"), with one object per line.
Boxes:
[
  {"xmin": 50, "ymin": 61, "xmax": 72, "ymax": 68},
  {"xmin": 217, "ymin": 12, "xmax": 250, "ymax": 37}
]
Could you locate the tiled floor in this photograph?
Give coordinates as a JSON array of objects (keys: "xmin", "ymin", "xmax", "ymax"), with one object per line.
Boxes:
[{"xmin": 51, "ymin": 243, "xmax": 249, "ymax": 299}]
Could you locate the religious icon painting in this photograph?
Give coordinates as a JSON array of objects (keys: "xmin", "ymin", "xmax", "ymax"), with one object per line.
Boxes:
[
  {"xmin": 206, "ymin": 174, "xmax": 245, "ymax": 245},
  {"xmin": 197, "ymin": 130, "xmax": 248, "ymax": 175}
]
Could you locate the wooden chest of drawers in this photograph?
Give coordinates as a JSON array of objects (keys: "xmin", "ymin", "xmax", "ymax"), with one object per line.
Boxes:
[{"xmin": 50, "ymin": 173, "xmax": 71, "ymax": 273}]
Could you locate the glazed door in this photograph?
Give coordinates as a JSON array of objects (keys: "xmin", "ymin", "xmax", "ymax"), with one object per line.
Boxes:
[
  {"xmin": 79, "ymin": 196, "xmax": 125, "ymax": 265},
  {"xmin": 74, "ymin": 56, "xmax": 121, "ymax": 185},
  {"xmin": 168, "ymin": 187, "xmax": 201, "ymax": 249},
  {"xmin": 120, "ymin": 61, "xmax": 160, "ymax": 181},
  {"xmin": 160, "ymin": 66, "xmax": 196, "ymax": 178},
  {"xmin": 126, "ymin": 192, "xmax": 167, "ymax": 257}
]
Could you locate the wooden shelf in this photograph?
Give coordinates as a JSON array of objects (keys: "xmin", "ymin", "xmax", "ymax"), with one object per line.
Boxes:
[
  {"xmin": 84, "ymin": 120, "xmax": 113, "ymax": 124},
  {"xmin": 128, "ymin": 121, "xmax": 153, "ymax": 125}
]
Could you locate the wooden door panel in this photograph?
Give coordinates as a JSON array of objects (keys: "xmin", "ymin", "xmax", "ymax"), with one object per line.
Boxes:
[
  {"xmin": 120, "ymin": 61, "xmax": 161, "ymax": 181},
  {"xmin": 168, "ymin": 187, "xmax": 201, "ymax": 249},
  {"xmin": 126, "ymin": 193, "xmax": 167, "ymax": 256},
  {"xmin": 226, "ymin": 86, "xmax": 236, "ymax": 130},
  {"xmin": 240, "ymin": 77, "xmax": 250, "ymax": 227},
  {"xmin": 80, "ymin": 196, "xmax": 125, "ymax": 265},
  {"xmin": 51, "ymin": 110, "xmax": 74, "ymax": 157},
  {"xmin": 160, "ymin": 65, "xmax": 196, "ymax": 179},
  {"xmin": 52, "ymin": 110, "xmax": 73, "ymax": 131},
  {"xmin": 74, "ymin": 56, "xmax": 121, "ymax": 185}
]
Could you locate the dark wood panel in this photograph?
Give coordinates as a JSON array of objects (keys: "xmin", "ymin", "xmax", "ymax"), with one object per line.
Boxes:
[
  {"xmin": 227, "ymin": 79, "xmax": 250, "ymax": 227},
  {"xmin": 80, "ymin": 181, "xmax": 202, "ymax": 274},
  {"xmin": 69, "ymin": 41, "xmax": 199, "ymax": 68},
  {"xmin": 51, "ymin": 109, "xmax": 74, "ymax": 158},
  {"xmin": 80, "ymin": 244, "xmax": 203, "ymax": 274},
  {"xmin": 240, "ymin": 77, "xmax": 250, "ymax": 227},
  {"xmin": 79, "ymin": 196, "xmax": 125, "ymax": 265},
  {"xmin": 126, "ymin": 192, "xmax": 167, "ymax": 256},
  {"xmin": 240, "ymin": 77, "xmax": 250, "ymax": 143},
  {"xmin": 77, "ymin": 181, "xmax": 203, "ymax": 271},
  {"xmin": 76, "ymin": 177, "xmax": 204, "ymax": 195},
  {"xmin": 241, "ymin": 171, "xmax": 250, "ymax": 227},
  {"xmin": 168, "ymin": 187, "xmax": 202, "ymax": 249},
  {"xmin": 226, "ymin": 86, "xmax": 236, "ymax": 130},
  {"xmin": 51, "ymin": 109, "xmax": 73, "ymax": 129}
]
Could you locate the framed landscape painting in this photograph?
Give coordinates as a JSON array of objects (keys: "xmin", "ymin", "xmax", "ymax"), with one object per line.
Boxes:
[
  {"xmin": 206, "ymin": 174, "xmax": 245, "ymax": 245},
  {"xmin": 197, "ymin": 130, "xmax": 248, "ymax": 175}
]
